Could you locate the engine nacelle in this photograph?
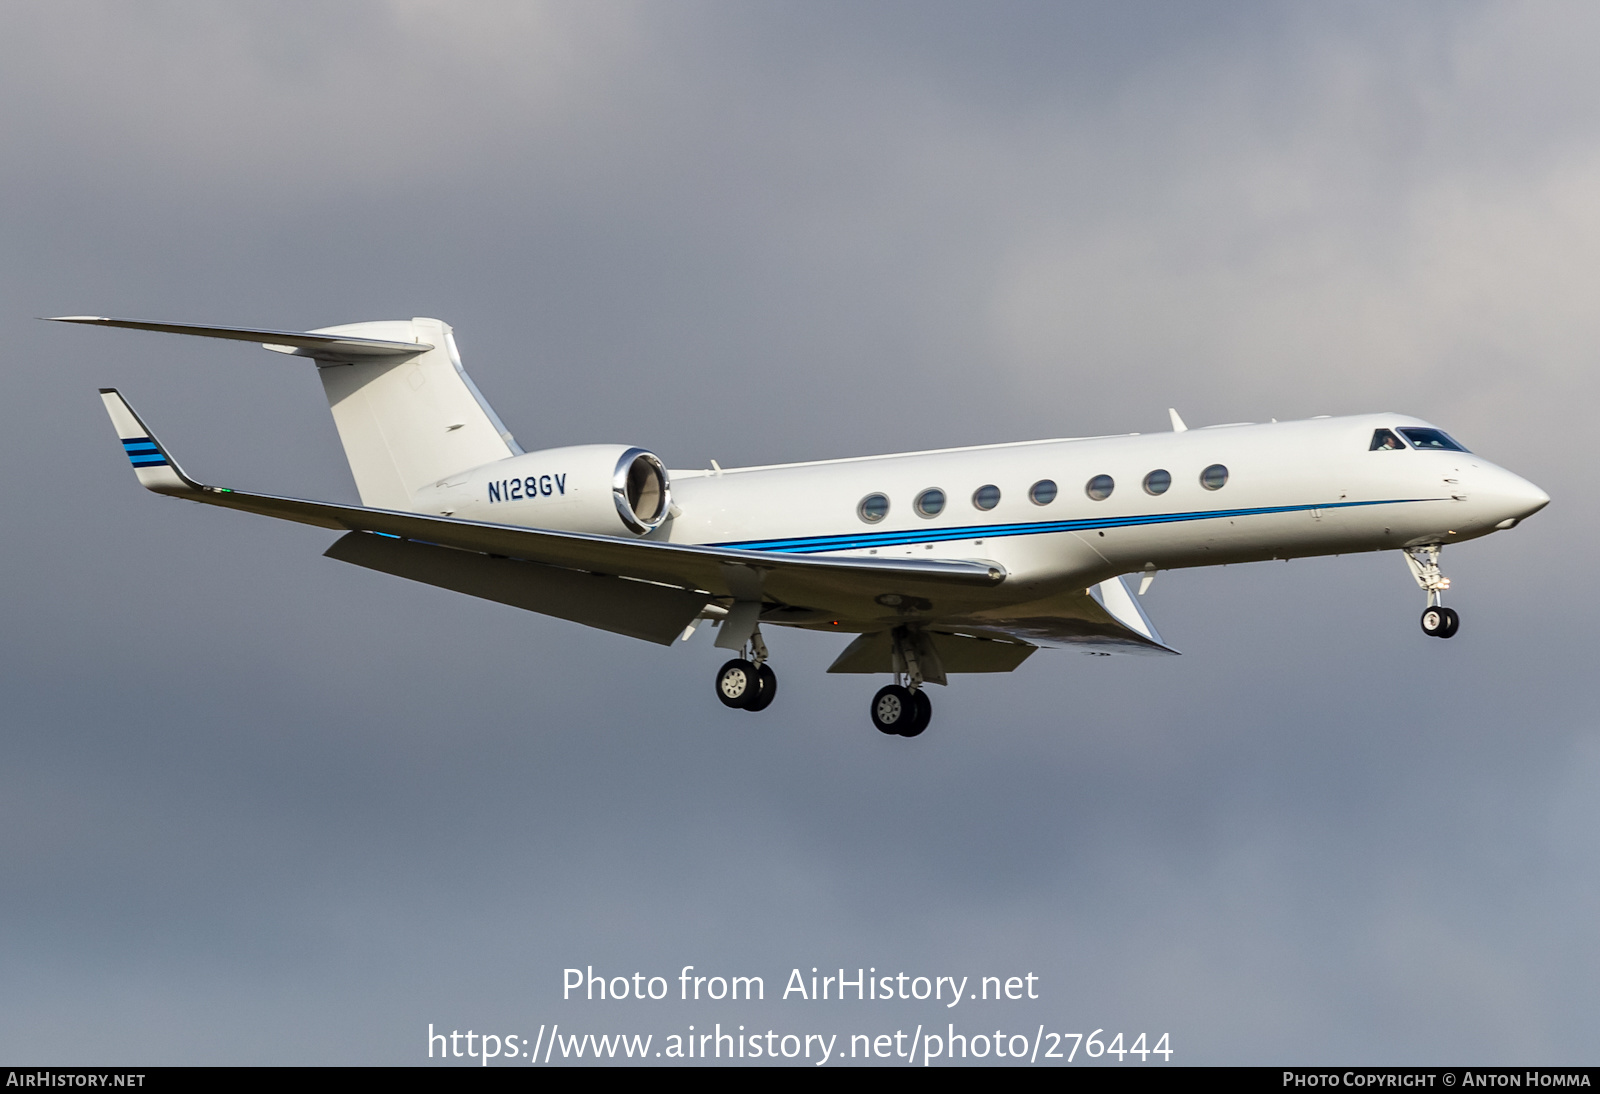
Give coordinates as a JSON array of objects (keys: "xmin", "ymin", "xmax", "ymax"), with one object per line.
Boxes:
[{"xmin": 417, "ymin": 444, "xmax": 672, "ymax": 536}]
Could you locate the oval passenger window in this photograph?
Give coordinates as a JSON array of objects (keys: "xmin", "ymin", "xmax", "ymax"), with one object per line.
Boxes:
[
  {"xmin": 1029, "ymin": 479, "xmax": 1058, "ymax": 506},
  {"xmin": 1085, "ymin": 474, "xmax": 1114, "ymax": 501},
  {"xmin": 914, "ymin": 488, "xmax": 946, "ymax": 518},
  {"xmin": 972, "ymin": 484, "xmax": 1001, "ymax": 511},
  {"xmin": 1200, "ymin": 464, "xmax": 1229, "ymax": 490},
  {"xmin": 1144, "ymin": 469, "xmax": 1171, "ymax": 495},
  {"xmin": 858, "ymin": 493, "xmax": 890, "ymax": 523}
]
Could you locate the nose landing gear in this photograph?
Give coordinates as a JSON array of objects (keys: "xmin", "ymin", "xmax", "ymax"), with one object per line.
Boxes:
[
  {"xmin": 1420, "ymin": 605, "xmax": 1460, "ymax": 638},
  {"xmin": 1406, "ymin": 545, "xmax": 1459, "ymax": 639},
  {"xmin": 714, "ymin": 630, "xmax": 777, "ymax": 711}
]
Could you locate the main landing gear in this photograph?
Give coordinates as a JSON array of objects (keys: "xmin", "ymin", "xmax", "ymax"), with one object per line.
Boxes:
[
  {"xmin": 871, "ymin": 684, "xmax": 931, "ymax": 738},
  {"xmin": 1406, "ymin": 545, "xmax": 1460, "ymax": 639},
  {"xmin": 871, "ymin": 628, "xmax": 933, "ymax": 738},
  {"xmin": 715, "ymin": 630, "xmax": 776, "ymax": 712}
]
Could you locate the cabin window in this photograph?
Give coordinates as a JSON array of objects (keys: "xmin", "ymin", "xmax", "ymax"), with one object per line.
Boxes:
[
  {"xmin": 972, "ymin": 484, "xmax": 1001, "ymax": 511},
  {"xmin": 1398, "ymin": 427, "xmax": 1468, "ymax": 452},
  {"xmin": 1143, "ymin": 469, "xmax": 1171, "ymax": 495},
  {"xmin": 858, "ymin": 493, "xmax": 890, "ymax": 523},
  {"xmin": 1200, "ymin": 464, "xmax": 1229, "ymax": 490},
  {"xmin": 914, "ymin": 488, "xmax": 946, "ymax": 518},
  {"xmin": 1370, "ymin": 429, "xmax": 1407, "ymax": 451},
  {"xmin": 1085, "ymin": 474, "xmax": 1115, "ymax": 501},
  {"xmin": 1029, "ymin": 479, "xmax": 1058, "ymax": 505}
]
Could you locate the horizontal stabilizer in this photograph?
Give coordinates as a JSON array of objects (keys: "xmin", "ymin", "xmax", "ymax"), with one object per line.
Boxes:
[{"xmin": 51, "ymin": 317, "xmax": 431, "ymax": 360}]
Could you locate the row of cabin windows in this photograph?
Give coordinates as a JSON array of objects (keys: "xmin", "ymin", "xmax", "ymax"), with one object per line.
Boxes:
[{"xmin": 857, "ymin": 464, "xmax": 1230, "ymax": 524}]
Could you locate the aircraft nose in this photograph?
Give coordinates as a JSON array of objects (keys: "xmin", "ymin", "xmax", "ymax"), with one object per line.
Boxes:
[{"xmin": 1487, "ymin": 470, "xmax": 1549, "ymax": 528}]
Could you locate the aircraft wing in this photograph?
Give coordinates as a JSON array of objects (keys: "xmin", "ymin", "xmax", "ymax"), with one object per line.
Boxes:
[
  {"xmin": 968, "ymin": 577, "xmax": 1179, "ymax": 655},
  {"xmin": 99, "ymin": 390, "xmax": 1008, "ymax": 642}
]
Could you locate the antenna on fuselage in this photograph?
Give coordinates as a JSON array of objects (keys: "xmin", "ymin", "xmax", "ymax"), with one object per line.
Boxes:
[{"xmin": 1168, "ymin": 408, "xmax": 1188, "ymax": 432}]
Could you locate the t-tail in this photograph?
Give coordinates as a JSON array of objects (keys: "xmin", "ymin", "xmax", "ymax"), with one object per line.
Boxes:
[{"xmin": 57, "ymin": 315, "xmax": 521, "ymax": 509}]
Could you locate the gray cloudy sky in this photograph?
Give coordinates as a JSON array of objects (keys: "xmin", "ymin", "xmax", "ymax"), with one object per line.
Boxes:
[{"xmin": 2, "ymin": 0, "xmax": 1597, "ymax": 1065}]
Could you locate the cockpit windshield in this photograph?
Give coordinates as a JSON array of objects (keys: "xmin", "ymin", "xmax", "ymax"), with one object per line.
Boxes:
[
  {"xmin": 1370, "ymin": 428, "xmax": 1406, "ymax": 451},
  {"xmin": 1398, "ymin": 427, "xmax": 1468, "ymax": 452}
]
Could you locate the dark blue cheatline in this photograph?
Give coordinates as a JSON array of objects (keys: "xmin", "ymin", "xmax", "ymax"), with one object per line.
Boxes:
[
  {"xmin": 712, "ymin": 497, "xmax": 1439, "ymax": 554},
  {"xmin": 121, "ymin": 437, "xmax": 169, "ymax": 468}
]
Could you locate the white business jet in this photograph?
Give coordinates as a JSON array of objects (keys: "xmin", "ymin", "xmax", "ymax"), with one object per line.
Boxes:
[{"xmin": 57, "ymin": 315, "xmax": 1549, "ymax": 738}]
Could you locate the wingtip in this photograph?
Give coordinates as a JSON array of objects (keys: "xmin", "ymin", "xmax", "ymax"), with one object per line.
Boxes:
[{"xmin": 98, "ymin": 387, "xmax": 118, "ymax": 395}]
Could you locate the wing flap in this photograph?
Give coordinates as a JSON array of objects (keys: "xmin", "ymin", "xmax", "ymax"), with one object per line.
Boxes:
[
  {"xmin": 827, "ymin": 630, "xmax": 1036, "ymax": 674},
  {"xmin": 325, "ymin": 532, "xmax": 709, "ymax": 645}
]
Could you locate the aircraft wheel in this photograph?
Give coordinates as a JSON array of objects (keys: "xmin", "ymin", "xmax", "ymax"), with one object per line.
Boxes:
[
  {"xmin": 900, "ymin": 689, "xmax": 932, "ymax": 738},
  {"xmin": 1421, "ymin": 606, "xmax": 1459, "ymax": 639},
  {"xmin": 746, "ymin": 663, "xmax": 778, "ymax": 712},
  {"xmin": 716, "ymin": 659, "xmax": 760, "ymax": 708},
  {"xmin": 871, "ymin": 684, "xmax": 916, "ymax": 735}
]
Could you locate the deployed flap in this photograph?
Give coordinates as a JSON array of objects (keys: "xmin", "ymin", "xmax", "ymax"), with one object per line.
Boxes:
[
  {"xmin": 828, "ymin": 630, "xmax": 1036, "ymax": 675},
  {"xmin": 325, "ymin": 532, "xmax": 708, "ymax": 645},
  {"xmin": 51, "ymin": 316, "xmax": 430, "ymax": 358}
]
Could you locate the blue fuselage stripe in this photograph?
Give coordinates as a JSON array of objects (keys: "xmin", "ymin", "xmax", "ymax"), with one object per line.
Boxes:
[{"xmin": 710, "ymin": 498, "xmax": 1438, "ymax": 554}]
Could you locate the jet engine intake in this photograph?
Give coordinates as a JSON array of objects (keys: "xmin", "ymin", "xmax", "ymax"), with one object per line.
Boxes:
[
  {"xmin": 419, "ymin": 443, "xmax": 674, "ymax": 537},
  {"xmin": 613, "ymin": 447, "xmax": 670, "ymax": 534}
]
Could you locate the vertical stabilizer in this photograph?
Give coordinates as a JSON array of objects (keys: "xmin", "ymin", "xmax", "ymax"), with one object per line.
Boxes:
[{"xmin": 312, "ymin": 318, "xmax": 520, "ymax": 509}]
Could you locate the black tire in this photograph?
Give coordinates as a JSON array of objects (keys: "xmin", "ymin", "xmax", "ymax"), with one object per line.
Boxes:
[
  {"xmin": 746, "ymin": 663, "xmax": 778, "ymax": 712},
  {"xmin": 1421, "ymin": 606, "xmax": 1461, "ymax": 638},
  {"xmin": 900, "ymin": 689, "xmax": 932, "ymax": 738},
  {"xmin": 716, "ymin": 659, "xmax": 760, "ymax": 708},
  {"xmin": 871, "ymin": 684, "xmax": 915, "ymax": 734}
]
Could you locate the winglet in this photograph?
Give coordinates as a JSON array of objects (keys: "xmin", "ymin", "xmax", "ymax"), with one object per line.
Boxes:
[
  {"xmin": 1168, "ymin": 408, "xmax": 1188, "ymax": 432},
  {"xmin": 98, "ymin": 389, "xmax": 202, "ymax": 496}
]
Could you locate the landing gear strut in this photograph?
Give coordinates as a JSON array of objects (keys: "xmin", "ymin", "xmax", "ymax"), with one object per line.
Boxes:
[
  {"xmin": 1405, "ymin": 545, "xmax": 1459, "ymax": 639},
  {"xmin": 714, "ymin": 630, "xmax": 777, "ymax": 711},
  {"xmin": 870, "ymin": 628, "xmax": 933, "ymax": 737}
]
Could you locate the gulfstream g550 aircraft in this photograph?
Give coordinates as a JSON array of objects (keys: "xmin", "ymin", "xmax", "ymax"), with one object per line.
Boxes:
[{"xmin": 59, "ymin": 315, "xmax": 1549, "ymax": 738}]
